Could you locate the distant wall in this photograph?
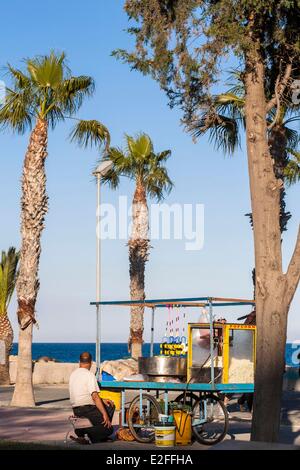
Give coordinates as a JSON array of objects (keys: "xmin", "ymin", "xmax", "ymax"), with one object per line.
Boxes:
[{"xmin": 9, "ymin": 356, "xmax": 96, "ymax": 384}]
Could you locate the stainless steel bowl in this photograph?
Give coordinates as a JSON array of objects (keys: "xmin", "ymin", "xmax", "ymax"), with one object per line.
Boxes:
[{"xmin": 138, "ymin": 356, "xmax": 187, "ymax": 377}]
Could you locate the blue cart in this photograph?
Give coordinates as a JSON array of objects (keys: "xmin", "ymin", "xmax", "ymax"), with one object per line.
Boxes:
[{"xmin": 91, "ymin": 296, "xmax": 256, "ymax": 445}]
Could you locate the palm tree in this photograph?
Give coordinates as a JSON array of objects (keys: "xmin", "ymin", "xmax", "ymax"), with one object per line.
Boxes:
[
  {"xmin": 0, "ymin": 248, "xmax": 19, "ymax": 385},
  {"xmin": 0, "ymin": 51, "xmax": 108, "ymax": 406},
  {"xmin": 71, "ymin": 128, "xmax": 173, "ymax": 358}
]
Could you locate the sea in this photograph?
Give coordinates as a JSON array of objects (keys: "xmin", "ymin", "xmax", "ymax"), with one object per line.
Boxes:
[{"xmin": 11, "ymin": 342, "xmax": 300, "ymax": 367}]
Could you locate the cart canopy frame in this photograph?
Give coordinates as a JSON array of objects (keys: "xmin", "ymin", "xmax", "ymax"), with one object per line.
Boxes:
[{"xmin": 90, "ymin": 295, "xmax": 255, "ymax": 392}]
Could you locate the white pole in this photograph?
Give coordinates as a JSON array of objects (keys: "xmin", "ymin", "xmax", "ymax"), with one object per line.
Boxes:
[
  {"xmin": 150, "ymin": 307, "xmax": 155, "ymax": 357},
  {"xmin": 96, "ymin": 175, "xmax": 101, "ymax": 379},
  {"xmin": 209, "ymin": 299, "xmax": 215, "ymax": 388}
]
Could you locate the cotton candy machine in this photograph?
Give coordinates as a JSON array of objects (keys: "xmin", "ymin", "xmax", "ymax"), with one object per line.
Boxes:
[{"xmin": 138, "ymin": 356, "xmax": 187, "ymax": 382}]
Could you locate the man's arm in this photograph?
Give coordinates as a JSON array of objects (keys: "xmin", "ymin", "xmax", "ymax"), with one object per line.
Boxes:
[{"xmin": 91, "ymin": 392, "xmax": 112, "ymax": 428}]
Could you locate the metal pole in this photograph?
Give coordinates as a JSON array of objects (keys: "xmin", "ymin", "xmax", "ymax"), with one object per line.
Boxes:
[
  {"xmin": 209, "ymin": 299, "xmax": 215, "ymax": 389},
  {"xmin": 96, "ymin": 175, "xmax": 101, "ymax": 379},
  {"xmin": 150, "ymin": 307, "xmax": 155, "ymax": 357}
]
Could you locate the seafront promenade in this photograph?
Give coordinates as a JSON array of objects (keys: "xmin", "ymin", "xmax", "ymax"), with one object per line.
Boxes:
[{"xmin": 0, "ymin": 385, "xmax": 299, "ymax": 450}]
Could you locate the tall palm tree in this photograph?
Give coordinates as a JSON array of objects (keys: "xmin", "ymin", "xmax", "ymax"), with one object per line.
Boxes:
[
  {"xmin": 0, "ymin": 248, "xmax": 19, "ymax": 385},
  {"xmin": 71, "ymin": 128, "xmax": 173, "ymax": 358},
  {"xmin": 0, "ymin": 51, "xmax": 108, "ymax": 406}
]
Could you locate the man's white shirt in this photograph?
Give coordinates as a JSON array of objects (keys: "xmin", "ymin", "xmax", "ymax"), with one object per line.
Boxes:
[{"xmin": 69, "ymin": 368, "xmax": 100, "ymax": 407}]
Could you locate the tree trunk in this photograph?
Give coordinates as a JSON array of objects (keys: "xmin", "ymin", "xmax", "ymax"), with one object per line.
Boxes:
[
  {"xmin": 11, "ymin": 118, "xmax": 48, "ymax": 407},
  {"xmin": 244, "ymin": 50, "xmax": 300, "ymax": 442},
  {"xmin": 0, "ymin": 314, "xmax": 13, "ymax": 385},
  {"xmin": 269, "ymin": 123, "xmax": 291, "ymax": 233},
  {"xmin": 249, "ymin": 121, "xmax": 291, "ymax": 307},
  {"xmin": 11, "ymin": 325, "xmax": 35, "ymax": 407},
  {"xmin": 128, "ymin": 180, "xmax": 149, "ymax": 359}
]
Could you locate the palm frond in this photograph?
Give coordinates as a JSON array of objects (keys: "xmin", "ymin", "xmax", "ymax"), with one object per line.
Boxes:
[
  {"xmin": 283, "ymin": 114, "xmax": 300, "ymax": 125},
  {"xmin": 190, "ymin": 111, "xmax": 240, "ymax": 155},
  {"xmin": 215, "ymin": 93, "xmax": 245, "ymax": 107},
  {"xmin": 214, "ymin": 93, "xmax": 245, "ymax": 125},
  {"xmin": 284, "ymin": 126, "xmax": 300, "ymax": 151},
  {"xmin": 46, "ymin": 105, "xmax": 65, "ymax": 130},
  {"xmin": 226, "ymin": 69, "xmax": 244, "ymax": 92},
  {"xmin": 100, "ymin": 166, "xmax": 121, "ymax": 189},
  {"xmin": 125, "ymin": 133, "xmax": 153, "ymax": 162},
  {"xmin": 70, "ymin": 119, "xmax": 110, "ymax": 149},
  {"xmin": 26, "ymin": 51, "xmax": 66, "ymax": 89},
  {"xmin": 226, "ymin": 83, "xmax": 244, "ymax": 97},
  {"xmin": 285, "ymin": 148, "xmax": 300, "ymax": 186},
  {"xmin": 189, "ymin": 81, "xmax": 244, "ymax": 155},
  {"xmin": 156, "ymin": 149, "xmax": 172, "ymax": 163},
  {"xmin": 208, "ymin": 116, "xmax": 240, "ymax": 154},
  {"xmin": 56, "ymin": 76, "xmax": 95, "ymax": 115},
  {"xmin": 6, "ymin": 64, "xmax": 31, "ymax": 90},
  {"xmin": 0, "ymin": 247, "xmax": 19, "ymax": 316},
  {"xmin": 105, "ymin": 147, "xmax": 135, "ymax": 178},
  {"xmin": 0, "ymin": 87, "xmax": 33, "ymax": 133},
  {"xmin": 145, "ymin": 165, "xmax": 174, "ymax": 201}
]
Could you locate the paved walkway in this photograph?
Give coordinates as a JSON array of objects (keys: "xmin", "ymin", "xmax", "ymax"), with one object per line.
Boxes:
[
  {"xmin": 0, "ymin": 386, "xmax": 299, "ymax": 449},
  {"xmin": 0, "ymin": 385, "xmax": 71, "ymax": 408}
]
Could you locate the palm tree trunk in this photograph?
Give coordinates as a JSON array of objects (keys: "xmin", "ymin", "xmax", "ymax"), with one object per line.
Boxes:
[
  {"xmin": 11, "ymin": 117, "xmax": 48, "ymax": 407},
  {"xmin": 0, "ymin": 314, "xmax": 13, "ymax": 385},
  {"xmin": 128, "ymin": 181, "xmax": 149, "ymax": 359}
]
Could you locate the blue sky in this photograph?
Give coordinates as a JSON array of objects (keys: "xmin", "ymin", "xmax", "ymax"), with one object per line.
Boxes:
[{"xmin": 0, "ymin": 0, "xmax": 299, "ymax": 343}]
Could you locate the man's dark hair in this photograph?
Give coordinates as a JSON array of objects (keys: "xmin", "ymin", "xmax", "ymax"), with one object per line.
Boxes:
[{"xmin": 80, "ymin": 352, "xmax": 92, "ymax": 364}]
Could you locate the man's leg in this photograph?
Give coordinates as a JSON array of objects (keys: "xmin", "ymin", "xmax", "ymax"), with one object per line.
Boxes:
[
  {"xmin": 85, "ymin": 404, "xmax": 115, "ymax": 443},
  {"xmin": 73, "ymin": 405, "xmax": 114, "ymax": 443}
]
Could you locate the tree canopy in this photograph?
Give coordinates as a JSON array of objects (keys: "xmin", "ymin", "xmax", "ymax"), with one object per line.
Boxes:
[{"xmin": 114, "ymin": 1, "xmax": 300, "ymax": 125}]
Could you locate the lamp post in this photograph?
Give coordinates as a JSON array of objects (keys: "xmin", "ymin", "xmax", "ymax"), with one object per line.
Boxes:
[{"xmin": 93, "ymin": 160, "xmax": 113, "ymax": 379}]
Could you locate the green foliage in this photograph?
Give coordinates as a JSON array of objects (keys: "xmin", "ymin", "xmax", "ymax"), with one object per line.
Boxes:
[
  {"xmin": 102, "ymin": 133, "xmax": 173, "ymax": 201},
  {"xmin": 70, "ymin": 119, "xmax": 110, "ymax": 150},
  {"xmin": 191, "ymin": 70, "xmax": 300, "ymax": 175},
  {"xmin": 0, "ymin": 247, "xmax": 19, "ymax": 317},
  {"xmin": 189, "ymin": 68, "xmax": 299, "ymax": 233},
  {"xmin": 190, "ymin": 71, "xmax": 245, "ymax": 154},
  {"xmin": 115, "ymin": 1, "xmax": 300, "ymax": 123},
  {"xmin": 0, "ymin": 51, "xmax": 95, "ymax": 133},
  {"xmin": 285, "ymin": 149, "xmax": 300, "ymax": 185}
]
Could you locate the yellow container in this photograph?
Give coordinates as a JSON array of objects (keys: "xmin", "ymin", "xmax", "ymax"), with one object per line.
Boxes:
[
  {"xmin": 173, "ymin": 410, "xmax": 192, "ymax": 445},
  {"xmin": 99, "ymin": 389, "xmax": 121, "ymax": 411}
]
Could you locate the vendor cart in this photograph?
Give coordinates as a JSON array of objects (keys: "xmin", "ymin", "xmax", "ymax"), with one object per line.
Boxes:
[{"xmin": 90, "ymin": 296, "xmax": 256, "ymax": 445}]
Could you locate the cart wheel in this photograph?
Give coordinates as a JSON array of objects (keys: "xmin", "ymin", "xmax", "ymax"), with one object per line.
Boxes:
[
  {"xmin": 192, "ymin": 394, "xmax": 229, "ymax": 445},
  {"xmin": 174, "ymin": 392, "xmax": 199, "ymax": 409},
  {"xmin": 128, "ymin": 393, "xmax": 162, "ymax": 443}
]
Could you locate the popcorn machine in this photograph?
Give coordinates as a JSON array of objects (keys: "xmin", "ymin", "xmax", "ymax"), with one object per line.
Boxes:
[{"xmin": 187, "ymin": 322, "xmax": 256, "ymax": 384}]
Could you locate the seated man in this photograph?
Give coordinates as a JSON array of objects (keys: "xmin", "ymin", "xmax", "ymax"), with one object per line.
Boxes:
[{"xmin": 69, "ymin": 352, "xmax": 115, "ymax": 443}]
